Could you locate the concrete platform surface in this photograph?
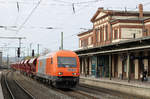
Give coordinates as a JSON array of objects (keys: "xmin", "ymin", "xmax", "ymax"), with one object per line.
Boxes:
[
  {"xmin": 80, "ymin": 76, "xmax": 150, "ymax": 88},
  {"xmin": 0, "ymin": 71, "xmax": 4, "ymax": 99},
  {"xmin": 80, "ymin": 76, "xmax": 150, "ymax": 98}
]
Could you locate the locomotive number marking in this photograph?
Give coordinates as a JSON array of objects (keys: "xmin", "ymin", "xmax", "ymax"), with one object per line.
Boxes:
[{"xmin": 68, "ymin": 68, "xmax": 76, "ymax": 71}]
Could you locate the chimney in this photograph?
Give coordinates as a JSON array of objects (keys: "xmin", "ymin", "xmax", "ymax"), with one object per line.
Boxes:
[
  {"xmin": 139, "ymin": 4, "xmax": 143, "ymax": 18},
  {"xmin": 99, "ymin": 7, "xmax": 104, "ymax": 11}
]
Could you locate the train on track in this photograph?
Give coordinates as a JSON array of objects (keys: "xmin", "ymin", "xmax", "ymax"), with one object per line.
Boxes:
[{"xmin": 10, "ymin": 50, "xmax": 80, "ymax": 88}]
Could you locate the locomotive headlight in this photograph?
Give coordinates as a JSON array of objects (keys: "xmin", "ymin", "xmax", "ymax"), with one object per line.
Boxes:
[
  {"xmin": 58, "ymin": 72, "xmax": 63, "ymax": 75},
  {"xmin": 72, "ymin": 73, "xmax": 77, "ymax": 75}
]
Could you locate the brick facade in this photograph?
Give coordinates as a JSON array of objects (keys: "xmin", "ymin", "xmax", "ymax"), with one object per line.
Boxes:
[
  {"xmin": 78, "ymin": 30, "xmax": 94, "ymax": 49},
  {"xmin": 78, "ymin": 4, "xmax": 150, "ymax": 49}
]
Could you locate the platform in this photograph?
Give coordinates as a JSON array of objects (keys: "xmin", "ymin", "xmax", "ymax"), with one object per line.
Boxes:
[
  {"xmin": 79, "ymin": 76, "xmax": 150, "ymax": 98},
  {"xmin": 0, "ymin": 71, "xmax": 4, "ymax": 99}
]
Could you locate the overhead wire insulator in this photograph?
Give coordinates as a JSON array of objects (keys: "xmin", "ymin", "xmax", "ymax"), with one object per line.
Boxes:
[
  {"xmin": 72, "ymin": 3, "xmax": 75, "ymax": 13},
  {"xmin": 16, "ymin": 2, "xmax": 20, "ymax": 12}
]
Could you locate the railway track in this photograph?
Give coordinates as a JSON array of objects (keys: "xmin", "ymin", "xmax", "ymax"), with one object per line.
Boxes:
[
  {"xmin": 2, "ymin": 71, "xmax": 35, "ymax": 99},
  {"xmin": 7, "ymin": 71, "xmax": 146, "ymax": 99},
  {"xmin": 51, "ymin": 88, "xmax": 98, "ymax": 99},
  {"xmin": 49, "ymin": 83, "xmax": 141, "ymax": 99},
  {"xmin": 78, "ymin": 84, "xmax": 146, "ymax": 99},
  {"xmin": 33, "ymin": 77, "xmax": 98, "ymax": 99},
  {"xmin": 19, "ymin": 72, "xmax": 139, "ymax": 99}
]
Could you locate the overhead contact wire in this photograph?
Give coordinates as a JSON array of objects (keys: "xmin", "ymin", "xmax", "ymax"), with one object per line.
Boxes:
[{"xmin": 16, "ymin": 0, "xmax": 42, "ymax": 34}]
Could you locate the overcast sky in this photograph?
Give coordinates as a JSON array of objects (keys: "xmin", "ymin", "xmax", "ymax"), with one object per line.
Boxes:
[{"xmin": 0, "ymin": 0, "xmax": 150, "ymax": 57}]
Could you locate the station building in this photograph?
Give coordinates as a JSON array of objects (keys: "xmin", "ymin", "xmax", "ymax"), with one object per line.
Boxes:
[{"xmin": 76, "ymin": 4, "xmax": 150, "ymax": 81}]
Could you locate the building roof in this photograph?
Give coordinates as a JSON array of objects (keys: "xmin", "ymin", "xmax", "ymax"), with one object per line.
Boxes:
[
  {"xmin": 110, "ymin": 17, "xmax": 149, "ymax": 24},
  {"xmin": 77, "ymin": 29, "xmax": 93, "ymax": 37},
  {"xmin": 91, "ymin": 8, "xmax": 150, "ymax": 22},
  {"xmin": 144, "ymin": 18, "xmax": 150, "ymax": 23}
]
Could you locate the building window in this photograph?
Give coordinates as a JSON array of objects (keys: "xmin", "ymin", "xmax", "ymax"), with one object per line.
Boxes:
[
  {"xmin": 99, "ymin": 28, "xmax": 101, "ymax": 42},
  {"xmin": 122, "ymin": 59, "xmax": 127, "ymax": 72},
  {"xmin": 114, "ymin": 29, "xmax": 118, "ymax": 39},
  {"xmin": 105, "ymin": 25, "xmax": 108, "ymax": 41},
  {"xmin": 88, "ymin": 37, "xmax": 91, "ymax": 45},
  {"xmin": 95, "ymin": 29, "xmax": 99, "ymax": 42},
  {"xmin": 145, "ymin": 29, "xmax": 148, "ymax": 36},
  {"xmin": 100, "ymin": 27, "xmax": 103, "ymax": 42},
  {"xmin": 102, "ymin": 26, "xmax": 104, "ymax": 41},
  {"xmin": 81, "ymin": 39, "xmax": 88, "ymax": 48},
  {"xmin": 81, "ymin": 40, "xmax": 83, "ymax": 47},
  {"xmin": 85, "ymin": 39, "xmax": 88, "ymax": 47},
  {"xmin": 79, "ymin": 40, "xmax": 82, "ymax": 47},
  {"xmin": 91, "ymin": 37, "xmax": 93, "ymax": 44},
  {"xmin": 133, "ymin": 33, "xmax": 136, "ymax": 39},
  {"xmin": 82, "ymin": 40, "xmax": 84, "ymax": 47}
]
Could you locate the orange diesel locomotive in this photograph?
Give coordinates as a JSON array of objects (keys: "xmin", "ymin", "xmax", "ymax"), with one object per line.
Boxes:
[{"xmin": 36, "ymin": 50, "xmax": 80, "ymax": 88}]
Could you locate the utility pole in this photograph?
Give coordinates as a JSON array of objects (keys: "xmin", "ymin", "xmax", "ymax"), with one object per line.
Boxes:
[
  {"xmin": 7, "ymin": 54, "xmax": 9, "ymax": 67},
  {"xmin": 18, "ymin": 38, "xmax": 22, "ymax": 59},
  {"xmin": 30, "ymin": 43, "xmax": 32, "ymax": 56},
  {"xmin": 0, "ymin": 37, "xmax": 25, "ymax": 47},
  {"xmin": 27, "ymin": 47, "xmax": 29, "ymax": 56},
  {"xmin": 0, "ymin": 36, "xmax": 26, "ymax": 59},
  {"xmin": 19, "ymin": 37, "xmax": 22, "ymax": 48},
  {"xmin": 61, "ymin": 32, "xmax": 63, "ymax": 50},
  {"xmin": 15, "ymin": 48, "xmax": 17, "ymax": 61},
  {"xmin": 37, "ymin": 44, "xmax": 40, "ymax": 56}
]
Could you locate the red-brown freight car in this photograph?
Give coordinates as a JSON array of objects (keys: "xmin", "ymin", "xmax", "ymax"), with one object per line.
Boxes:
[{"xmin": 28, "ymin": 58, "xmax": 37, "ymax": 77}]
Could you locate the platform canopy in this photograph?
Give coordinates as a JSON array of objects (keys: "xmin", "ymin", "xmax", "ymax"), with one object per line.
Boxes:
[{"xmin": 75, "ymin": 36, "xmax": 150, "ymax": 56}]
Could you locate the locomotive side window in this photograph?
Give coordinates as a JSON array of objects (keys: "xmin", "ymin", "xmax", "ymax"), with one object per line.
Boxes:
[
  {"xmin": 51, "ymin": 57, "xmax": 53, "ymax": 64},
  {"xmin": 57, "ymin": 57, "xmax": 77, "ymax": 67}
]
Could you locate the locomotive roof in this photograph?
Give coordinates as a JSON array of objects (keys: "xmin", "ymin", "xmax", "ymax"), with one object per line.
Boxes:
[{"xmin": 38, "ymin": 50, "xmax": 76, "ymax": 59}]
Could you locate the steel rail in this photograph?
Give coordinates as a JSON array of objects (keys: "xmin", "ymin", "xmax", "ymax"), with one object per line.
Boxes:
[
  {"xmin": 72, "ymin": 90, "xmax": 98, "ymax": 99},
  {"xmin": 14, "ymin": 80, "xmax": 35, "ymax": 99},
  {"xmin": 78, "ymin": 84, "xmax": 143, "ymax": 99},
  {"xmin": 50, "ymin": 87, "xmax": 97, "ymax": 99},
  {"xmin": 4, "ymin": 71, "xmax": 35, "ymax": 99},
  {"xmin": 4, "ymin": 71, "xmax": 15, "ymax": 99}
]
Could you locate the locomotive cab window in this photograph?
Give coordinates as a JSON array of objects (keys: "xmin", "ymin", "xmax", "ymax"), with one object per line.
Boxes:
[{"xmin": 57, "ymin": 57, "xmax": 77, "ymax": 67}]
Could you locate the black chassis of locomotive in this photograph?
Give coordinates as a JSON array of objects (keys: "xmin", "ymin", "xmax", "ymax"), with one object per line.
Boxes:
[{"xmin": 52, "ymin": 76, "xmax": 79, "ymax": 89}]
